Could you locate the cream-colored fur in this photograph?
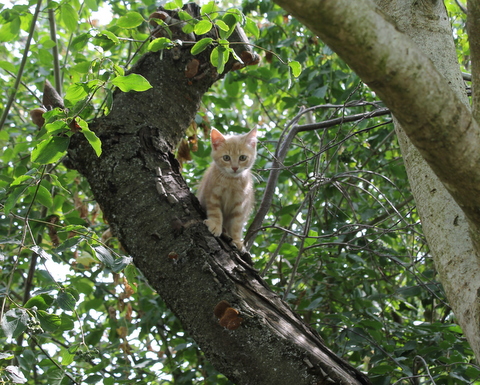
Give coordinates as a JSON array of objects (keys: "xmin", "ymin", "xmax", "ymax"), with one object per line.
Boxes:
[{"xmin": 197, "ymin": 128, "xmax": 257, "ymax": 251}]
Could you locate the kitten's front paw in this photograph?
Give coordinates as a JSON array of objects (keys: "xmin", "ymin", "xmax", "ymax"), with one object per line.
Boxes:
[
  {"xmin": 204, "ymin": 219, "xmax": 222, "ymax": 237},
  {"xmin": 232, "ymin": 239, "xmax": 246, "ymax": 252}
]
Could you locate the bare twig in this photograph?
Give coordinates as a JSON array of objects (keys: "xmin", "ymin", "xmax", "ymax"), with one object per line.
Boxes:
[
  {"xmin": 283, "ymin": 193, "xmax": 314, "ymax": 299},
  {"xmin": 245, "ymin": 106, "xmax": 391, "ymax": 248},
  {"xmin": 48, "ymin": 6, "xmax": 62, "ymax": 95}
]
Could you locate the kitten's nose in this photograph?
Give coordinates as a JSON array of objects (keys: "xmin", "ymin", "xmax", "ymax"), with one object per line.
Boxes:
[{"xmin": 232, "ymin": 167, "xmax": 238, "ymax": 172}]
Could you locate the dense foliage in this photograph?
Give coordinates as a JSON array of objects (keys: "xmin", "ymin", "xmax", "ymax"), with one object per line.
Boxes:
[{"xmin": 0, "ymin": 0, "xmax": 478, "ymax": 384}]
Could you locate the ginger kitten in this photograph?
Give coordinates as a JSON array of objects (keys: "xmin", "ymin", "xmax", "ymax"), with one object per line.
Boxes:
[{"xmin": 197, "ymin": 128, "xmax": 257, "ymax": 251}]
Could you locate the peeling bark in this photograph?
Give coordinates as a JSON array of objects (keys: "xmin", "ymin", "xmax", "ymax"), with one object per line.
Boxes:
[{"xmin": 65, "ymin": 4, "xmax": 371, "ymax": 384}]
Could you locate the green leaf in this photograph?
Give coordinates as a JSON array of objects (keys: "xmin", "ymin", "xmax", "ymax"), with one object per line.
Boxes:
[
  {"xmin": 178, "ymin": 11, "xmax": 193, "ymax": 21},
  {"xmin": 98, "ymin": 30, "xmax": 119, "ymax": 45},
  {"xmin": 31, "ymin": 137, "xmax": 70, "ymax": 165},
  {"xmin": 161, "ymin": 0, "xmax": 183, "ymax": 9},
  {"xmin": 4, "ymin": 186, "xmax": 25, "ymax": 216},
  {"xmin": 194, "ymin": 20, "xmax": 212, "ymax": 35},
  {"xmin": 71, "ymin": 32, "xmax": 90, "ymax": 50},
  {"xmin": 46, "ymin": 368, "xmax": 64, "ymax": 385},
  {"xmin": 84, "ymin": 0, "xmax": 98, "ymax": 12},
  {"xmin": 0, "ymin": 60, "xmax": 16, "ymax": 72},
  {"xmin": 210, "ymin": 44, "xmax": 229, "ymax": 74},
  {"xmin": 65, "ymin": 83, "xmax": 89, "ymax": 104},
  {"xmin": 37, "ymin": 310, "xmax": 61, "ymax": 332},
  {"xmin": 116, "ymin": 11, "xmax": 144, "ymax": 28},
  {"xmin": 288, "ymin": 61, "xmax": 302, "ymax": 77},
  {"xmin": 1, "ymin": 308, "xmax": 28, "ymax": 339},
  {"xmin": 24, "ymin": 294, "xmax": 55, "ymax": 311},
  {"xmin": 201, "ymin": 1, "xmax": 215, "ymax": 15},
  {"xmin": 0, "ymin": 17, "xmax": 20, "ymax": 42},
  {"xmin": 111, "ymin": 74, "xmax": 153, "ymax": 92},
  {"xmin": 60, "ymin": 346, "xmax": 77, "ymax": 366},
  {"xmin": 182, "ymin": 22, "xmax": 195, "ymax": 34},
  {"xmin": 9, "ymin": 174, "xmax": 33, "ymax": 188},
  {"xmin": 56, "ymin": 291, "xmax": 77, "ymax": 311},
  {"xmin": 215, "ymin": 19, "xmax": 229, "ymax": 32},
  {"xmin": 61, "ymin": 3, "xmax": 79, "ymax": 33},
  {"xmin": 148, "ymin": 37, "xmax": 174, "ymax": 52},
  {"xmin": 191, "ymin": 37, "xmax": 213, "ymax": 55},
  {"xmin": 59, "ymin": 313, "xmax": 75, "ymax": 332},
  {"xmin": 163, "ymin": 1, "xmax": 180, "ymax": 10},
  {"xmin": 31, "ymin": 184, "xmax": 54, "ymax": 208},
  {"xmin": 77, "ymin": 118, "xmax": 102, "ymax": 157},
  {"xmin": 245, "ymin": 17, "xmax": 259, "ymax": 39}
]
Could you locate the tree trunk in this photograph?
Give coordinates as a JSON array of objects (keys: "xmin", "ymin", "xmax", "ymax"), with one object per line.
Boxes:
[
  {"xmin": 66, "ymin": 4, "xmax": 371, "ymax": 385},
  {"xmin": 272, "ymin": 0, "xmax": 480, "ymax": 358}
]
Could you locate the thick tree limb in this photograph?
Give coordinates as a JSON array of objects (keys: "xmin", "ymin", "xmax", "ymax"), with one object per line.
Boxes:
[
  {"xmin": 65, "ymin": 4, "xmax": 371, "ymax": 384},
  {"xmin": 273, "ymin": 0, "xmax": 480, "ymax": 249}
]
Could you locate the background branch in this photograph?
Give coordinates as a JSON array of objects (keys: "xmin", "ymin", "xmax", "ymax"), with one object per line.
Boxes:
[{"xmin": 245, "ymin": 106, "xmax": 391, "ymax": 248}]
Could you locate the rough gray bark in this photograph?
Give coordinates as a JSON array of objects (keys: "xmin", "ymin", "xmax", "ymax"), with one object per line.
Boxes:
[
  {"xmin": 65, "ymin": 4, "xmax": 371, "ymax": 385},
  {"xmin": 376, "ymin": 0, "xmax": 480, "ymax": 362},
  {"xmin": 272, "ymin": 0, "xmax": 480, "ymax": 359}
]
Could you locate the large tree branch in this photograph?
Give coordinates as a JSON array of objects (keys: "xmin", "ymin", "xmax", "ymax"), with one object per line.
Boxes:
[
  {"xmin": 273, "ymin": 0, "xmax": 480, "ymax": 246},
  {"xmin": 65, "ymin": 4, "xmax": 371, "ymax": 384}
]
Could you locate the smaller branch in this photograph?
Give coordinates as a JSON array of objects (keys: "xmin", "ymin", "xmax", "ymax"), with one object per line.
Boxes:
[
  {"xmin": 283, "ymin": 194, "xmax": 314, "ymax": 299},
  {"xmin": 48, "ymin": 6, "xmax": 62, "ymax": 95},
  {"xmin": 245, "ymin": 107, "xmax": 391, "ymax": 248},
  {"xmin": 30, "ymin": 335, "xmax": 80, "ymax": 384}
]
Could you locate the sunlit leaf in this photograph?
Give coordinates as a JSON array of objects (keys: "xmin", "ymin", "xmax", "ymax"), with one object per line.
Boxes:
[
  {"xmin": 116, "ymin": 11, "xmax": 144, "ymax": 28},
  {"xmin": 215, "ymin": 19, "xmax": 229, "ymax": 32},
  {"xmin": 99, "ymin": 30, "xmax": 119, "ymax": 44},
  {"xmin": 77, "ymin": 118, "xmax": 102, "ymax": 157},
  {"xmin": 245, "ymin": 17, "xmax": 259, "ymax": 39},
  {"xmin": 0, "ymin": 60, "xmax": 16, "ymax": 72},
  {"xmin": 0, "ymin": 17, "xmax": 20, "ymax": 42},
  {"xmin": 191, "ymin": 37, "xmax": 213, "ymax": 55},
  {"xmin": 111, "ymin": 74, "xmax": 153, "ymax": 92},
  {"xmin": 148, "ymin": 37, "xmax": 174, "ymax": 52},
  {"xmin": 194, "ymin": 20, "xmax": 212, "ymax": 35},
  {"xmin": 61, "ymin": 3, "xmax": 79, "ymax": 33},
  {"xmin": 288, "ymin": 60, "xmax": 302, "ymax": 77}
]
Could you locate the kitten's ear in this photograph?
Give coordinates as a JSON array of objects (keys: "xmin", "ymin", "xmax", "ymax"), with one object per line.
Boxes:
[
  {"xmin": 211, "ymin": 128, "xmax": 225, "ymax": 150},
  {"xmin": 245, "ymin": 128, "xmax": 257, "ymax": 148}
]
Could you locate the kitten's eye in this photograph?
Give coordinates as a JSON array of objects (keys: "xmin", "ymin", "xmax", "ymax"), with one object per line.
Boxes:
[
  {"xmin": 239, "ymin": 155, "xmax": 247, "ymax": 161},
  {"xmin": 223, "ymin": 155, "xmax": 231, "ymax": 161}
]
